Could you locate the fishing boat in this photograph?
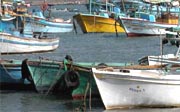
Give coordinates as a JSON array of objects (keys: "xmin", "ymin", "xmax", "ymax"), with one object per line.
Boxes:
[
  {"xmin": 0, "ymin": 59, "xmax": 32, "ymax": 89},
  {"xmin": 22, "ymin": 58, "xmax": 81, "ymax": 96},
  {"xmin": 138, "ymin": 34, "xmax": 180, "ymax": 65},
  {"xmin": 92, "ymin": 64, "xmax": 180, "ymax": 109},
  {"xmin": 22, "ymin": 57, "xmax": 132, "ymax": 99},
  {"xmin": 23, "ymin": 10, "xmax": 73, "ymax": 34},
  {"xmin": 138, "ymin": 46, "xmax": 180, "ymax": 65},
  {"xmin": 73, "ymin": 0, "xmax": 125, "ymax": 33},
  {"xmin": 118, "ymin": 12, "xmax": 178, "ymax": 37},
  {"xmin": 1, "ymin": 1, "xmax": 73, "ymax": 35},
  {"xmin": 0, "ymin": 32, "xmax": 59, "ymax": 54},
  {"xmin": 117, "ymin": 0, "xmax": 179, "ymax": 37}
]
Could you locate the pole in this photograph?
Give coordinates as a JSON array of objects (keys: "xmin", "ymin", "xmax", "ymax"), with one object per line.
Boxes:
[
  {"xmin": 89, "ymin": 0, "xmax": 91, "ymax": 14},
  {"xmin": 106, "ymin": 0, "xmax": 107, "ymax": 12},
  {"xmin": 0, "ymin": 0, "xmax": 2, "ymax": 16}
]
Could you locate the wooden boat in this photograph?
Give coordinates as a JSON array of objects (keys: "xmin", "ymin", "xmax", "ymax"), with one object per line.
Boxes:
[
  {"xmin": 23, "ymin": 58, "xmax": 132, "ymax": 99},
  {"xmin": 0, "ymin": 32, "xmax": 59, "ymax": 54},
  {"xmin": 118, "ymin": 12, "xmax": 179, "ymax": 37},
  {"xmin": 23, "ymin": 58, "xmax": 82, "ymax": 96},
  {"xmin": 0, "ymin": 59, "xmax": 32, "ymax": 89},
  {"xmin": 139, "ymin": 36, "xmax": 180, "ymax": 65},
  {"xmin": 23, "ymin": 10, "xmax": 74, "ymax": 34},
  {"xmin": 73, "ymin": 0, "xmax": 125, "ymax": 33},
  {"xmin": 92, "ymin": 64, "xmax": 180, "ymax": 109},
  {"xmin": 1, "ymin": 1, "xmax": 73, "ymax": 34},
  {"xmin": 138, "ymin": 46, "xmax": 180, "ymax": 65}
]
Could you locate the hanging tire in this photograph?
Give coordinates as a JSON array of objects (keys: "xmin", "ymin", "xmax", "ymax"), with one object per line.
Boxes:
[{"xmin": 64, "ymin": 70, "xmax": 80, "ymax": 89}]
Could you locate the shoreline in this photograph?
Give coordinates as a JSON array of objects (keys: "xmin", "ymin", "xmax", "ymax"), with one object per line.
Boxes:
[{"xmin": 25, "ymin": 0, "xmax": 88, "ymax": 6}]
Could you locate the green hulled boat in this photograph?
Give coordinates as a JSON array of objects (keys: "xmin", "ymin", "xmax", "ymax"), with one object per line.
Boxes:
[{"xmin": 22, "ymin": 58, "xmax": 132, "ymax": 99}]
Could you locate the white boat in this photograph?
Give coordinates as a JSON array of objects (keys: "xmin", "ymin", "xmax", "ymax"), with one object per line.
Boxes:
[
  {"xmin": 0, "ymin": 32, "xmax": 59, "ymax": 54},
  {"xmin": 118, "ymin": 11, "xmax": 179, "ymax": 37},
  {"xmin": 138, "ymin": 36, "xmax": 180, "ymax": 65},
  {"xmin": 92, "ymin": 65, "xmax": 180, "ymax": 110},
  {"xmin": 119, "ymin": 16, "xmax": 178, "ymax": 37},
  {"xmin": 24, "ymin": 12, "xmax": 73, "ymax": 34},
  {"xmin": 138, "ymin": 47, "xmax": 180, "ymax": 65}
]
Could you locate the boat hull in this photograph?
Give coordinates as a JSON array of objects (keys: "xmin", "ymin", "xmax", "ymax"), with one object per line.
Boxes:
[
  {"xmin": 0, "ymin": 60, "xmax": 31, "ymax": 89},
  {"xmin": 26, "ymin": 60, "xmax": 132, "ymax": 99},
  {"xmin": 120, "ymin": 17, "xmax": 178, "ymax": 37},
  {"xmin": 0, "ymin": 33, "xmax": 59, "ymax": 54},
  {"xmin": 26, "ymin": 60, "xmax": 98, "ymax": 98},
  {"xmin": 73, "ymin": 14, "xmax": 125, "ymax": 33},
  {"xmin": 92, "ymin": 68, "xmax": 180, "ymax": 109},
  {"xmin": 24, "ymin": 20, "xmax": 73, "ymax": 34}
]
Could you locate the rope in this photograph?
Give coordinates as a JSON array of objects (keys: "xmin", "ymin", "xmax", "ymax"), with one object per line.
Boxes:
[
  {"xmin": 45, "ymin": 66, "xmax": 63, "ymax": 95},
  {"xmin": 83, "ymin": 82, "xmax": 89, "ymax": 112},
  {"xmin": 89, "ymin": 79, "xmax": 92, "ymax": 111},
  {"xmin": 33, "ymin": 58, "xmax": 56, "ymax": 87},
  {"xmin": 75, "ymin": 70, "xmax": 92, "ymax": 112},
  {"xmin": 115, "ymin": 21, "xmax": 118, "ymax": 37},
  {"xmin": 73, "ymin": 17, "xmax": 77, "ymax": 34},
  {"xmin": 0, "ymin": 62, "xmax": 22, "ymax": 80}
]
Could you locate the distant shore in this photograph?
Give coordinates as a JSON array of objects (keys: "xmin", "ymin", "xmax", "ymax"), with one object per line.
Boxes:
[{"xmin": 25, "ymin": 0, "xmax": 88, "ymax": 5}]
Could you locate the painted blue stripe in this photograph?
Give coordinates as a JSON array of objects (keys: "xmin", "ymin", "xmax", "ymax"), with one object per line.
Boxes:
[
  {"xmin": 1, "ymin": 38, "xmax": 59, "ymax": 46},
  {"xmin": 35, "ymin": 20, "xmax": 73, "ymax": 28}
]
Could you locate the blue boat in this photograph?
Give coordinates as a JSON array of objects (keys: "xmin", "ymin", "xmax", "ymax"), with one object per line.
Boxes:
[
  {"xmin": 23, "ymin": 10, "xmax": 74, "ymax": 34},
  {"xmin": 1, "ymin": 1, "xmax": 73, "ymax": 35},
  {"xmin": 0, "ymin": 59, "xmax": 33, "ymax": 89}
]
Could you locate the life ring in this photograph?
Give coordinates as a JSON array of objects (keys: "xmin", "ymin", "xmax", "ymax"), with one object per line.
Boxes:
[
  {"xmin": 40, "ymin": 3, "xmax": 48, "ymax": 11},
  {"xmin": 64, "ymin": 70, "xmax": 79, "ymax": 89}
]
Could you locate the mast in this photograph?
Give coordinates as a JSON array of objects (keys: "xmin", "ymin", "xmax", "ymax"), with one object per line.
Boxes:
[
  {"xmin": 0, "ymin": 0, "xmax": 1, "ymax": 58},
  {"xmin": 121, "ymin": 0, "xmax": 125, "ymax": 13},
  {"xmin": 0, "ymin": 0, "xmax": 1, "ymax": 16},
  {"xmin": 89, "ymin": 0, "xmax": 92, "ymax": 14},
  {"xmin": 106, "ymin": 0, "xmax": 107, "ymax": 12}
]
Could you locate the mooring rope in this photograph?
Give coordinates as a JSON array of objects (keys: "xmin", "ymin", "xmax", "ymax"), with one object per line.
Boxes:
[{"xmin": 0, "ymin": 63, "xmax": 20, "ymax": 80}]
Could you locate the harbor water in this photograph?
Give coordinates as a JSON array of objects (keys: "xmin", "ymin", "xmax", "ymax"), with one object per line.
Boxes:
[{"xmin": 1, "ymin": 4, "xmax": 180, "ymax": 112}]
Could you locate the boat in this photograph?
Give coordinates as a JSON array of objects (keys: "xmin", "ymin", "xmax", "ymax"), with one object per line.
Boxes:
[
  {"xmin": 22, "ymin": 57, "xmax": 132, "ymax": 99},
  {"xmin": 92, "ymin": 64, "xmax": 180, "ymax": 109},
  {"xmin": 138, "ymin": 46, "xmax": 180, "ymax": 65},
  {"xmin": 1, "ymin": 1, "xmax": 73, "ymax": 35},
  {"xmin": 0, "ymin": 32, "xmax": 59, "ymax": 54},
  {"xmin": 23, "ymin": 10, "xmax": 74, "ymax": 34},
  {"xmin": 22, "ymin": 58, "xmax": 82, "ymax": 97},
  {"xmin": 165, "ymin": 26, "xmax": 180, "ymax": 45},
  {"xmin": 118, "ymin": 11, "xmax": 179, "ymax": 37},
  {"xmin": 73, "ymin": 0, "xmax": 125, "ymax": 33},
  {"xmin": 0, "ymin": 59, "xmax": 32, "ymax": 89},
  {"xmin": 138, "ymin": 34, "xmax": 180, "ymax": 65},
  {"xmin": 117, "ymin": 0, "xmax": 179, "ymax": 37}
]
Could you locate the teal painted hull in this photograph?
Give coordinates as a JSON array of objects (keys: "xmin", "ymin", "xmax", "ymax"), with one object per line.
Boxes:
[
  {"xmin": 26, "ymin": 60, "xmax": 66, "ymax": 93},
  {"xmin": 25, "ymin": 59, "xmax": 132, "ymax": 99}
]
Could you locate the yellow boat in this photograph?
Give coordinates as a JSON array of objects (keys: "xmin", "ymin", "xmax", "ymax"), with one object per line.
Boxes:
[{"xmin": 73, "ymin": 13, "xmax": 125, "ymax": 33}]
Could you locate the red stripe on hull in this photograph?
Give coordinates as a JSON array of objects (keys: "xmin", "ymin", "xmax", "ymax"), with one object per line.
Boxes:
[
  {"xmin": 72, "ymin": 94, "xmax": 100, "ymax": 100},
  {"xmin": 127, "ymin": 33, "xmax": 165, "ymax": 37}
]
